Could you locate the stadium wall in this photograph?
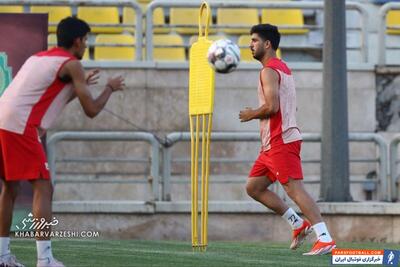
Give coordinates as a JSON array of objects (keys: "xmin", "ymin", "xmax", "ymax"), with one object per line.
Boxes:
[{"xmin": 51, "ymin": 202, "xmax": 400, "ymax": 243}]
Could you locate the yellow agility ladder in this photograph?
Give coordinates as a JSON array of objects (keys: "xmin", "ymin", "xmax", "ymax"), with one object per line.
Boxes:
[{"xmin": 189, "ymin": 1, "xmax": 215, "ymax": 252}]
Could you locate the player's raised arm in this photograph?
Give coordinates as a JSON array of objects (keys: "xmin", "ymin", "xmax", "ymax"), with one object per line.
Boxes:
[
  {"xmin": 61, "ymin": 60, "xmax": 125, "ymax": 118},
  {"xmin": 239, "ymin": 67, "xmax": 279, "ymax": 122}
]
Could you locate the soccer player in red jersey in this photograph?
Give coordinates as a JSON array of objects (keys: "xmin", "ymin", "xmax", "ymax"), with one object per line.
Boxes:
[
  {"xmin": 0, "ymin": 17, "xmax": 125, "ymax": 267},
  {"xmin": 239, "ymin": 24, "xmax": 336, "ymax": 255}
]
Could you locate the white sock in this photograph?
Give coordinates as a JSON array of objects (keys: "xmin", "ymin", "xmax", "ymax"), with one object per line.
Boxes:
[
  {"xmin": 281, "ymin": 208, "xmax": 304, "ymax": 229},
  {"xmin": 0, "ymin": 237, "xmax": 10, "ymax": 257},
  {"xmin": 36, "ymin": 240, "xmax": 54, "ymax": 261},
  {"xmin": 312, "ymin": 222, "xmax": 333, "ymax": 242}
]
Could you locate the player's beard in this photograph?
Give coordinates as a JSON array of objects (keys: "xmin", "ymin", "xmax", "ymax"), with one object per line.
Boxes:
[{"xmin": 252, "ymin": 47, "xmax": 265, "ymax": 61}]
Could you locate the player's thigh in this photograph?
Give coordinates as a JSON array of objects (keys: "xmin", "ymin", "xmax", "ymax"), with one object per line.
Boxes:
[
  {"xmin": 248, "ymin": 152, "xmax": 276, "ymax": 187},
  {"xmin": 246, "ymin": 175, "xmax": 274, "ymax": 193},
  {"xmin": 0, "ymin": 178, "xmax": 21, "ymax": 196}
]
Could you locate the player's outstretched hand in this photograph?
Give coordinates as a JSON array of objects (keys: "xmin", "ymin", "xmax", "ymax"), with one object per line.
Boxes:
[
  {"xmin": 106, "ymin": 75, "xmax": 125, "ymax": 92},
  {"xmin": 86, "ymin": 69, "xmax": 100, "ymax": 85}
]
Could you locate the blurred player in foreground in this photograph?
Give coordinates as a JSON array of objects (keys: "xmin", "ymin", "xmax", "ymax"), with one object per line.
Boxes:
[
  {"xmin": 0, "ymin": 17, "xmax": 124, "ymax": 267},
  {"xmin": 239, "ymin": 24, "xmax": 336, "ymax": 255}
]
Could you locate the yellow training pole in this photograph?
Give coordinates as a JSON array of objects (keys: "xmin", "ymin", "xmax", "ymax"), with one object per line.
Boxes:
[
  {"xmin": 190, "ymin": 116, "xmax": 197, "ymax": 247},
  {"xmin": 200, "ymin": 114, "xmax": 207, "ymax": 250},
  {"xmin": 203, "ymin": 114, "xmax": 212, "ymax": 247},
  {"xmin": 194, "ymin": 115, "xmax": 200, "ymax": 248},
  {"xmin": 188, "ymin": 1, "xmax": 215, "ymax": 252}
]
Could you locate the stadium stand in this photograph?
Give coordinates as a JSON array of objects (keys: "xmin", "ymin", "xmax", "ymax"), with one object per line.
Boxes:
[
  {"xmin": 216, "ymin": 8, "xmax": 259, "ymax": 34},
  {"xmin": 94, "ymin": 34, "xmax": 136, "ymax": 60},
  {"xmin": 123, "ymin": 7, "xmax": 168, "ymax": 34},
  {"xmin": 261, "ymin": 8, "xmax": 308, "ymax": 35},
  {"xmin": 152, "ymin": 34, "xmax": 186, "ymax": 61},
  {"xmin": 77, "ymin": 6, "xmax": 122, "ymax": 34},
  {"xmin": 386, "ymin": 10, "xmax": 400, "ymax": 34},
  {"xmin": 30, "ymin": 6, "xmax": 72, "ymax": 33},
  {"xmin": 0, "ymin": 5, "xmax": 23, "ymax": 13},
  {"xmin": 170, "ymin": 8, "xmax": 214, "ymax": 35},
  {"xmin": 0, "ymin": 1, "xmax": 371, "ymax": 63}
]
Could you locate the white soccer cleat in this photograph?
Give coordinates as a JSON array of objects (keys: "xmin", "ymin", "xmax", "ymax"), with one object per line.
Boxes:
[
  {"xmin": 36, "ymin": 258, "xmax": 65, "ymax": 267},
  {"xmin": 0, "ymin": 254, "xmax": 25, "ymax": 267}
]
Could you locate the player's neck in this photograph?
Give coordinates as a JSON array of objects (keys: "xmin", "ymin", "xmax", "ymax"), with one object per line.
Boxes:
[
  {"xmin": 58, "ymin": 46, "xmax": 76, "ymax": 57},
  {"xmin": 261, "ymin": 51, "xmax": 278, "ymax": 66}
]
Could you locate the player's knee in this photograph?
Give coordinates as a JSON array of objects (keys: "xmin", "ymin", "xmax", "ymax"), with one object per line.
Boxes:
[{"xmin": 246, "ymin": 180, "xmax": 262, "ymax": 199}]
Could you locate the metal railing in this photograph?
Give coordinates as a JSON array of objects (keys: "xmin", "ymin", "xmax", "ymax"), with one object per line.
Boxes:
[
  {"xmin": 162, "ymin": 132, "xmax": 389, "ymax": 201},
  {"xmin": 378, "ymin": 2, "xmax": 400, "ymax": 66},
  {"xmin": 0, "ymin": 0, "xmax": 143, "ymax": 61},
  {"xmin": 47, "ymin": 131, "xmax": 391, "ymax": 202},
  {"xmin": 47, "ymin": 131, "xmax": 160, "ymax": 200},
  {"xmin": 146, "ymin": 0, "xmax": 369, "ymax": 62},
  {"xmin": 389, "ymin": 135, "xmax": 400, "ymax": 201}
]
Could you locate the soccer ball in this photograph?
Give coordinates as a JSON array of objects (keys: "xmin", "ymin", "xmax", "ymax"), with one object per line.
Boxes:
[{"xmin": 207, "ymin": 39, "xmax": 240, "ymax": 74}]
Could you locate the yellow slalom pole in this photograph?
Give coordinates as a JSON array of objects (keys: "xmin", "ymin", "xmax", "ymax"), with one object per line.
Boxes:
[
  {"xmin": 200, "ymin": 114, "xmax": 207, "ymax": 250},
  {"xmin": 190, "ymin": 115, "xmax": 197, "ymax": 247},
  {"xmin": 194, "ymin": 115, "xmax": 200, "ymax": 248},
  {"xmin": 203, "ymin": 114, "xmax": 212, "ymax": 247}
]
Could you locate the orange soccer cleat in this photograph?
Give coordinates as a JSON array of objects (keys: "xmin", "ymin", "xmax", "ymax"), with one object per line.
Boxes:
[
  {"xmin": 303, "ymin": 240, "xmax": 336, "ymax": 256},
  {"xmin": 290, "ymin": 220, "xmax": 312, "ymax": 250}
]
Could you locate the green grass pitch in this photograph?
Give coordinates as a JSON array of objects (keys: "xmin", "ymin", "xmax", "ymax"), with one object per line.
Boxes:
[{"xmin": 10, "ymin": 239, "xmax": 400, "ymax": 267}]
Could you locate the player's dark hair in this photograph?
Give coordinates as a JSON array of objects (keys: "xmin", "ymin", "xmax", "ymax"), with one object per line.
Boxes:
[
  {"xmin": 57, "ymin": 16, "xmax": 91, "ymax": 48},
  {"xmin": 250, "ymin": 24, "xmax": 280, "ymax": 50}
]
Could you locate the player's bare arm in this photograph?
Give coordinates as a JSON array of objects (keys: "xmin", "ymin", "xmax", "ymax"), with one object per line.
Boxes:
[
  {"xmin": 67, "ymin": 69, "xmax": 100, "ymax": 103},
  {"xmin": 61, "ymin": 60, "xmax": 125, "ymax": 118},
  {"xmin": 239, "ymin": 67, "xmax": 279, "ymax": 122}
]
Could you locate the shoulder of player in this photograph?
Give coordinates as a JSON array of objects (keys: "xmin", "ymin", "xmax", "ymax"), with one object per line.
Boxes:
[
  {"xmin": 260, "ymin": 67, "xmax": 280, "ymax": 82},
  {"xmin": 63, "ymin": 59, "xmax": 83, "ymax": 69},
  {"xmin": 59, "ymin": 59, "xmax": 85, "ymax": 82},
  {"xmin": 62, "ymin": 59, "xmax": 85, "ymax": 75}
]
